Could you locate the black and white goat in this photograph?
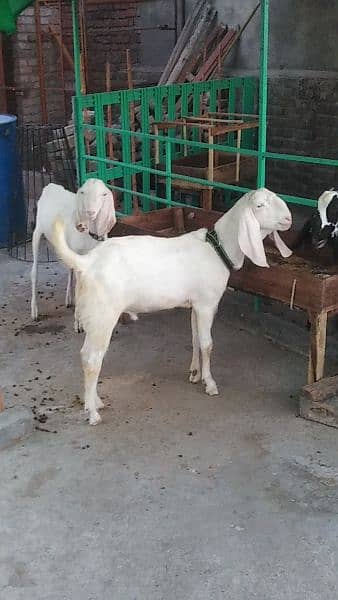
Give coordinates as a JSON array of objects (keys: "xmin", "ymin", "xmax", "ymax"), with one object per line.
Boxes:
[
  {"xmin": 293, "ymin": 190, "xmax": 338, "ymax": 259},
  {"xmin": 51, "ymin": 188, "xmax": 292, "ymax": 425}
]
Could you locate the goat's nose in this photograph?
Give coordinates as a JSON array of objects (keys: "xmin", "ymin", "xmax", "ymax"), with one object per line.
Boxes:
[{"xmin": 284, "ymin": 215, "xmax": 292, "ymax": 224}]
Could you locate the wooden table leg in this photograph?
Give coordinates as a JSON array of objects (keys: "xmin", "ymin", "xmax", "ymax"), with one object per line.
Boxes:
[
  {"xmin": 308, "ymin": 311, "xmax": 328, "ymax": 384},
  {"xmin": 202, "ymin": 188, "xmax": 213, "ymax": 211}
]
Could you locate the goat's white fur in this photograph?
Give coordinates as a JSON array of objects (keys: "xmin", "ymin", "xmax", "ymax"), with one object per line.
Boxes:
[
  {"xmin": 51, "ymin": 188, "xmax": 292, "ymax": 425},
  {"xmin": 30, "ymin": 178, "xmax": 117, "ymax": 327}
]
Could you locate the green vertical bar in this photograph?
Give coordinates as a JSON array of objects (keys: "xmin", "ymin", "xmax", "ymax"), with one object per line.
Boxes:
[
  {"xmin": 121, "ymin": 91, "xmax": 132, "ymax": 214},
  {"xmin": 73, "ymin": 96, "xmax": 85, "ymax": 184},
  {"xmin": 228, "ymin": 79, "xmax": 236, "ymax": 146},
  {"xmin": 257, "ymin": 0, "xmax": 269, "ymax": 187},
  {"xmin": 208, "ymin": 80, "xmax": 218, "ymax": 113},
  {"xmin": 95, "ymin": 95, "xmax": 106, "ymax": 182},
  {"xmin": 141, "ymin": 88, "xmax": 150, "ymax": 211},
  {"xmin": 192, "ymin": 87, "xmax": 201, "ymax": 146},
  {"xmin": 71, "ymin": 0, "xmax": 81, "ymax": 98},
  {"xmin": 165, "ymin": 139, "xmax": 172, "ymax": 205},
  {"xmin": 168, "ymin": 86, "xmax": 177, "ymax": 159}
]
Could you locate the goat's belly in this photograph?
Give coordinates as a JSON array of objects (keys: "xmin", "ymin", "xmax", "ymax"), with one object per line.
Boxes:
[{"xmin": 126, "ymin": 293, "xmax": 192, "ymax": 314}]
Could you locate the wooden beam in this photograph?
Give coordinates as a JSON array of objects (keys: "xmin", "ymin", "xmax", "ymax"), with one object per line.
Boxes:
[
  {"xmin": 0, "ymin": 34, "xmax": 7, "ymax": 113},
  {"xmin": 308, "ymin": 311, "xmax": 328, "ymax": 384}
]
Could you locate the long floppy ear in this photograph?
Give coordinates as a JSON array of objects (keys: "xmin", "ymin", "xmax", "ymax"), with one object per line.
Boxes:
[
  {"xmin": 238, "ymin": 206, "xmax": 269, "ymax": 267},
  {"xmin": 270, "ymin": 231, "xmax": 292, "ymax": 258},
  {"xmin": 94, "ymin": 189, "xmax": 116, "ymax": 236}
]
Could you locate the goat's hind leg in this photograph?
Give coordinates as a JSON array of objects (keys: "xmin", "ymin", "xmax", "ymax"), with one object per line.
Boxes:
[
  {"xmin": 30, "ymin": 228, "xmax": 41, "ymax": 320},
  {"xmin": 195, "ymin": 305, "xmax": 218, "ymax": 396},
  {"xmin": 80, "ymin": 316, "xmax": 119, "ymax": 425},
  {"xmin": 189, "ymin": 308, "xmax": 201, "ymax": 383},
  {"xmin": 65, "ymin": 269, "xmax": 74, "ymax": 307}
]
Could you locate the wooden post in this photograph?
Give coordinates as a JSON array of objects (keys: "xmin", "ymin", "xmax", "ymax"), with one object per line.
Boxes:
[
  {"xmin": 236, "ymin": 128, "xmax": 242, "ymax": 182},
  {"xmin": 201, "ymin": 188, "xmax": 212, "ymax": 211},
  {"xmin": 126, "ymin": 49, "xmax": 138, "ymax": 213},
  {"xmin": 0, "ymin": 34, "xmax": 7, "ymax": 113},
  {"xmin": 34, "ymin": 1, "xmax": 48, "ymax": 124},
  {"xmin": 105, "ymin": 60, "xmax": 114, "ymax": 160},
  {"xmin": 308, "ymin": 311, "xmax": 328, "ymax": 384}
]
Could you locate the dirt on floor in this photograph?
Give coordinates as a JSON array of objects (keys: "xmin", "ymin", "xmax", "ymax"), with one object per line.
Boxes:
[{"xmin": 0, "ymin": 250, "xmax": 337, "ymax": 600}]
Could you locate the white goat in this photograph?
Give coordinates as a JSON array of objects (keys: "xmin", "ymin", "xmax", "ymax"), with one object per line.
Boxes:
[
  {"xmin": 52, "ymin": 188, "xmax": 292, "ymax": 425},
  {"xmin": 31, "ymin": 178, "xmax": 117, "ymax": 322}
]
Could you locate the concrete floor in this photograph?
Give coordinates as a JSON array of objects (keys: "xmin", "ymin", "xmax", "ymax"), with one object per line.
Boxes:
[{"xmin": 0, "ymin": 250, "xmax": 337, "ymax": 600}]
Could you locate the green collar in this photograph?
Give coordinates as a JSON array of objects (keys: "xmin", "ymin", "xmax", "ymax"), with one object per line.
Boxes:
[{"xmin": 206, "ymin": 229, "xmax": 234, "ymax": 271}]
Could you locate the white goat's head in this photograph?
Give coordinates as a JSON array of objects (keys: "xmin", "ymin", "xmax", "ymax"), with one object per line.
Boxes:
[
  {"xmin": 236, "ymin": 188, "xmax": 292, "ymax": 267},
  {"xmin": 76, "ymin": 178, "xmax": 116, "ymax": 237}
]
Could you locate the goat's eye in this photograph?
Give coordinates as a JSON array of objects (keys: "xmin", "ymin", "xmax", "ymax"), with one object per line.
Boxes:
[
  {"xmin": 103, "ymin": 192, "xmax": 108, "ymax": 197},
  {"xmin": 256, "ymin": 204, "xmax": 264, "ymax": 208}
]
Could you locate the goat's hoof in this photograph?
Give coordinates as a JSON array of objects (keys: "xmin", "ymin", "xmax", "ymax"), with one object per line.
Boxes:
[
  {"xmin": 189, "ymin": 369, "xmax": 201, "ymax": 383},
  {"xmin": 89, "ymin": 411, "xmax": 102, "ymax": 425},
  {"xmin": 205, "ymin": 381, "xmax": 219, "ymax": 396},
  {"xmin": 95, "ymin": 396, "xmax": 105, "ymax": 409},
  {"xmin": 74, "ymin": 321, "xmax": 84, "ymax": 333},
  {"xmin": 31, "ymin": 307, "xmax": 38, "ymax": 320}
]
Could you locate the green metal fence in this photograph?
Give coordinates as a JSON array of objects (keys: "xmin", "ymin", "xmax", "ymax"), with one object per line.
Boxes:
[
  {"xmin": 71, "ymin": 0, "xmax": 338, "ymax": 214},
  {"xmin": 73, "ymin": 77, "xmax": 258, "ymax": 214}
]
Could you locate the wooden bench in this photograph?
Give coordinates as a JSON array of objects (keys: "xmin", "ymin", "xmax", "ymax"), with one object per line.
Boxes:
[{"xmin": 110, "ymin": 206, "xmax": 338, "ymax": 385}]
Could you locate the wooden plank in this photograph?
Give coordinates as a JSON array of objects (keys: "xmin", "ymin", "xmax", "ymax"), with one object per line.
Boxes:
[
  {"xmin": 300, "ymin": 375, "xmax": 338, "ymax": 428},
  {"xmin": 166, "ymin": 5, "xmax": 216, "ymax": 84},
  {"xmin": 0, "ymin": 34, "xmax": 8, "ymax": 113},
  {"xmin": 308, "ymin": 311, "xmax": 328, "ymax": 384},
  {"xmin": 173, "ymin": 207, "xmax": 185, "ymax": 233},
  {"xmin": 194, "ymin": 29, "xmax": 237, "ymax": 82},
  {"xmin": 159, "ymin": 0, "xmax": 206, "ymax": 84}
]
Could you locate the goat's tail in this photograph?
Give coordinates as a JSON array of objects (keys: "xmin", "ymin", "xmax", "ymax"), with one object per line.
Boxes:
[{"xmin": 52, "ymin": 218, "xmax": 88, "ymax": 272}]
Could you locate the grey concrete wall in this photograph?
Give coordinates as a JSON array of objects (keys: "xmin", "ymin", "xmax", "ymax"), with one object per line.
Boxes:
[{"xmin": 185, "ymin": 0, "xmax": 338, "ymax": 76}]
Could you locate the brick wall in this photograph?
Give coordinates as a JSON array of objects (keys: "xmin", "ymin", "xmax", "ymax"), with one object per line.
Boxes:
[
  {"xmin": 266, "ymin": 77, "xmax": 338, "ymax": 200},
  {"xmin": 9, "ymin": 1, "xmax": 141, "ymax": 124},
  {"xmin": 85, "ymin": 1, "xmax": 140, "ymax": 93}
]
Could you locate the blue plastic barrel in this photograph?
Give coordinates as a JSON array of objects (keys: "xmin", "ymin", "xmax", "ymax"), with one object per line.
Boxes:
[{"xmin": 0, "ymin": 114, "xmax": 25, "ymax": 247}]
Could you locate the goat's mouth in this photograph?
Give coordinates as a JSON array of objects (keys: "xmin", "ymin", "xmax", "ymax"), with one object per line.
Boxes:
[
  {"xmin": 277, "ymin": 221, "xmax": 292, "ymax": 231},
  {"xmin": 76, "ymin": 223, "xmax": 88, "ymax": 233}
]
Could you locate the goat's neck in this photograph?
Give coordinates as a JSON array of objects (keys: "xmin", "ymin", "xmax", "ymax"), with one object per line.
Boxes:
[{"xmin": 214, "ymin": 209, "xmax": 245, "ymax": 270}]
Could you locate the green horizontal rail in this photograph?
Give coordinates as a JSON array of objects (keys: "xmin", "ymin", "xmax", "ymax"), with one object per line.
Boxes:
[
  {"xmin": 83, "ymin": 152, "xmax": 252, "ymax": 195},
  {"xmin": 82, "ymin": 123, "xmax": 338, "ymax": 168}
]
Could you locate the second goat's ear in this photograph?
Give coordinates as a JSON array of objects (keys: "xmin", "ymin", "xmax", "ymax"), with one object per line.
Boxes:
[
  {"xmin": 94, "ymin": 190, "xmax": 116, "ymax": 237},
  {"xmin": 238, "ymin": 206, "xmax": 269, "ymax": 267}
]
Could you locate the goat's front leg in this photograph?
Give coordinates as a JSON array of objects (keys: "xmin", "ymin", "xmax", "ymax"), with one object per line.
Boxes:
[
  {"xmin": 189, "ymin": 308, "xmax": 201, "ymax": 383},
  {"xmin": 65, "ymin": 269, "xmax": 74, "ymax": 307},
  {"xmin": 195, "ymin": 306, "xmax": 218, "ymax": 396}
]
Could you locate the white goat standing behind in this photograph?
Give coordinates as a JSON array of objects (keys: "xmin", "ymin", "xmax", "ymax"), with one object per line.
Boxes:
[
  {"xmin": 31, "ymin": 178, "xmax": 117, "ymax": 321},
  {"xmin": 52, "ymin": 188, "xmax": 292, "ymax": 425}
]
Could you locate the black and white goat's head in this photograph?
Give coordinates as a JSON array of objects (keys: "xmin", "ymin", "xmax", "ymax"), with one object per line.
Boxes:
[{"xmin": 309, "ymin": 190, "xmax": 338, "ymax": 250}]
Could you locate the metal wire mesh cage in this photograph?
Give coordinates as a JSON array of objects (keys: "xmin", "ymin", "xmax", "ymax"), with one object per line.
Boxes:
[{"xmin": 8, "ymin": 123, "xmax": 76, "ymax": 261}]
